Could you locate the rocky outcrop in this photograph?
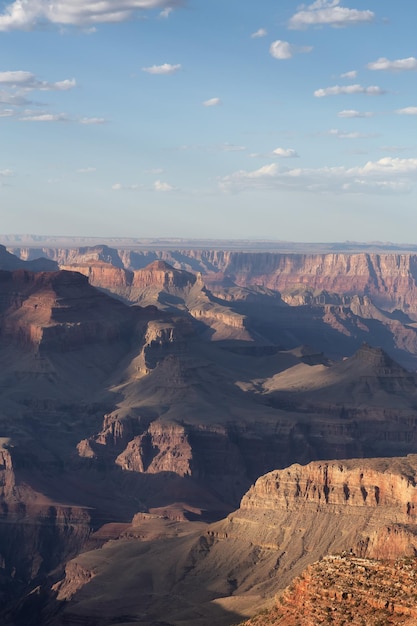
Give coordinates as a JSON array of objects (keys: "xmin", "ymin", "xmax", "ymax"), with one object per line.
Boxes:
[
  {"xmin": 15, "ymin": 247, "xmax": 417, "ymax": 318},
  {"xmin": 0, "ymin": 269, "xmax": 154, "ymax": 351},
  {"xmin": 0, "ymin": 438, "xmax": 91, "ymax": 622},
  {"xmin": 215, "ymin": 456, "xmax": 417, "ymax": 575},
  {"xmin": 240, "ymin": 458, "xmax": 417, "ymax": 523},
  {"xmin": 242, "ymin": 555, "xmax": 417, "ymax": 625},
  {"xmin": 59, "ymin": 261, "xmax": 133, "ymax": 291},
  {"xmin": 41, "ymin": 456, "xmax": 417, "ymax": 626},
  {"xmin": 132, "ymin": 260, "xmax": 196, "ymax": 290},
  {"xmin": 115, "ymin": 421, "xmax": 193, "ymax": 476}
]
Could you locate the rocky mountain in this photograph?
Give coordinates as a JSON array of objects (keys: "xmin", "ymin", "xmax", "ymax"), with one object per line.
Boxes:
[
  {"xmin": 241, "ymin": 554, "xmax": 417, "ymax": 625},
  {"xmin": 8, "ymin": 245, "xmax": 417, "ymax": 316},
  {"xmin": 31, "ymin": 455, "xmax": 417, "ymax": 626},
  {"xmin": 8, "ymin": 245, "xmax": 417, "ymax": 368},
  {"xmin": 2, "ymin": 246, "xmax": 417, "ymax": 624},
  {"xmin": 0, "ymin": 244, "xmax": 57, "ymax": 272}
]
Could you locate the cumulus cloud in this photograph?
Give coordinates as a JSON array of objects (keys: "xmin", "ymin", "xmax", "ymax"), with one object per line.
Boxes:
[
  {"xmin": 340, "ymin": 70, "xmax": 357, "ymax": 79},
  {"xmin": 220, "ymin": 157, "xmax": 417, "ymax": 195},
  {"xmin": 251, "ymin": 28, "xmax": 267, "ymax": 38},
  {"xmin": 269, "ymin": 40, "xmax": 312, "ymax": 60},
  {"xmin": 0, "ymin": 71, "xmax": 76, "ymax": 91},
  {"xmin": 314, "ymin": 84, "xmax": 385, "ymax": 97},
  {"xmin": 153, "ymin": 179, "xmax": 175, "ymax": 191},
  {"xmin": 338, "ymin": 109, "xmax": 374, "ymax": 118},
  {"xmin": 367, "ymin": 57, "xmax": 417, "ymax": 71},
  {"xmin": 20, "ymin": 112, "xmax": 69, "ymax": 122},
  {"xmin": 0, "ymin": 71, "xmax": 76, "ymax": 116},
  {"xmin": 396, "ymin": 107, "xmax": 417, "ymax": 115},
  {"xmin": 289, "ymin": 0, "xmax": 375, "ymax": 30},
  {"xmin": 273, "ymin": 147, "xmax": 299, "ymax": 158},
  {"xmin": 203, "ymin": 97, "xmax": 221, "ymax": 107},
  {"xmin": 0, "ymin": 0, "xmax": 180, "ymax": 30},
  {"xmin": 142, "ymin": 63, "xmax": 181, "ymax": 75}
]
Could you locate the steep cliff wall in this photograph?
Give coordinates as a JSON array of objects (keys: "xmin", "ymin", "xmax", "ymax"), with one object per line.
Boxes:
[
  {"xmin": 219, "ymin": 457, "xmax": 417, "ymax": 568},
  {"xmin": 44, "ymin": 456, "xmax": 417, "ymax": 626},
  {"xmin": 11, "ymin": 247, "xmax": 417, "ymax": 317}
]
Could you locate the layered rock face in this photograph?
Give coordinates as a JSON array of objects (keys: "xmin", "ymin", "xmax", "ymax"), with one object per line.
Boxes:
[
  {"xmin": 3, "ymin": 248, "xmax": 417, "ymax": 623},
  {"xmin": 242, "ymin": 555, "xmax": 417, "ymax": 625},
  {"xmin": 10, "ymin": 246, "xmax": 417, "ymax": 366},
  {"xmin": 0, "ymin": 268, "xmax": 152, "ymax": 351},
  {"xmin": 239, "ymin": 458, "xmax": 417, "ymax": 542},
  {"xmin": 10, "ymin": 246, "xmax": 417, "ymax": 316},
  {"xmin": 0, "ymin": 439, "xmax": 91, "ymax": 623},
  {"xmin": 44, "ymin": 456, "xmax": 417, "ymax": 626}
]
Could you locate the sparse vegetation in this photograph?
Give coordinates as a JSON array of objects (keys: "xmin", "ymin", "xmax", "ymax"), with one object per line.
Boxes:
[{"xmin": 241, "ymin": 555, "xmax": 417, "ymax": 625}]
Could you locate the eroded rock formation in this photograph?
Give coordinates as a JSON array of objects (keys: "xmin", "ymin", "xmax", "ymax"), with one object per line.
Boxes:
[{"xmin": 43, "ymin": 456, "xmax": 417, "ymax": 626}]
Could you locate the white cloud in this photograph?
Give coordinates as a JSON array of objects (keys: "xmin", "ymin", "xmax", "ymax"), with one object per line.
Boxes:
[
  {"xmin": 220, "ymin": 143, "xmax": 246, "ymax": 152},
  {"xmin": 203, "ymin": 97, "xmax": 221, "ymax": 107},
  {"xmin": 314, "ymin": 84, "xmax": 385, "ymax": 97},
  {"xmin": 338, "ymin": 109, "xmax": 374, "ymax": 118},
  {"xmin": 153, "ymin": 179, "xmax": 175, "ymax": 191},
  {"xmin": 396, "ymin": 107, "xmax": 417, "ymax": 116},
  {"xmin": 12, "ymin": 111, "xmax": 107, "ymax": 124},
  {"xmin": 79, "ymin": 117, "xmax": 106, "ymax": 124},
  {"xmin": 145, "ymin": 167, "xmax": 164, "ymax": 174},
  {"xmin": 0, "ymin": 108, "xmax": 15, "ymax": 117},
  {"xmin": 220, "ymin": 156, "xmax": 417, "ymax": 195},
  {"xmin": 251, "ymin": 28, "xmax": 267, "ymax": 38},
  {"xmin": 367, "ymin": 57, "xmax": 417, "ymax": 71},
  {"xmin": 0, "ymin": 71, "xmax": 75, "ymax": 90},
  {"xmin": 0, "ymin": 168, "xmax": 13, "ymax": 177},
  {"xmin": 112, "ymin": 183, "xmax": 141, "ymax": 191},
  {"xmin": 20, "ymin": 112, "xmax": 69, "ymax": 122},
  {"xmin": 289, "ymin": 0, "xmax": 375, "ymax": 30},
  {"xmin": 0, "ymin": 0, "xmax": 180, "ymax": 30},
  {"xmin": 142, "ymin": 63, "xmax": 181, "ymax": 75},
  {"xmin": 273, "ymin": 147, "xmax": 298, "ymax": 158},
  {"xmin": 340, "ymin": 70, "xmax": 357, "ymax": 79},
  {"xmin": 159, "ymin": 7, "xmax": 173, "ymax": 18},
  {"xmin": 269, "ymin": 40, "xmax": 312, "ymax": 60},
  {"xmin": 0, "ymin": 91, "xmax": 31, "ymax": 105},
  {"xmin": 329, "ymin": 129, "xmax": 372, "ymax": 139},
  {"xmin": 77, "ymin": 167, "xmax": 96, "ymax": 173}
]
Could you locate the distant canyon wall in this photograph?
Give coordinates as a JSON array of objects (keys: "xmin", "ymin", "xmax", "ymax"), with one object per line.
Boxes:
[{"xmin": 9, "ymin": 247, "xmax": 417, "ymax": 315}]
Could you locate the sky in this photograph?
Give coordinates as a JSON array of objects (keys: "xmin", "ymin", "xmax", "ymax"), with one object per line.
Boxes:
[{"xmin": 0, "ymin": 0, "xmax": 417, "ymax": 242}]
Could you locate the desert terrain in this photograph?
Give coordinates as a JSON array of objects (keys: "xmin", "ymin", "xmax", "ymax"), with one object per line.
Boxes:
[{"xmin": 1, "ymin": 239, "xmax": 417, "ymax": 624}]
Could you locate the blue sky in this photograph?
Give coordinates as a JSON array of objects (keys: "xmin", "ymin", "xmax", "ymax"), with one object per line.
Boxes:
[{"xmin": 1, "ymin": 0, "xmax": 417, "ymax": 241}]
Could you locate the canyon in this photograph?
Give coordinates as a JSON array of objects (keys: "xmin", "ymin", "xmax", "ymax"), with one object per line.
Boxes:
[
  {"xmin": 37, "ymin": 456, "xmax": 417, "ymax": 625},
  {"xmin": 1, "ymin": 241, "xmax": 417, "ymax": 623}
]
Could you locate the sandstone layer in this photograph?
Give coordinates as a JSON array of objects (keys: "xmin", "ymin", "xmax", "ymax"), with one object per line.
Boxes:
[
  {"xmin": 43, "ymin": 455, "xmax": 417, "ymax": 626},
  {"xmin": 9, "ymin": 246, "xmax": 417, "ymax": 367},
  {"xmin": 10, "ymin": 246, "xmax": 417, "ymax": 317},
  {"xmin": 2, "ymin": 248, "xmax": 417, "ymax": 623},
  {"xmin": 241, "ymin": 555, "xmax": 417, "ymax": 626}
]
